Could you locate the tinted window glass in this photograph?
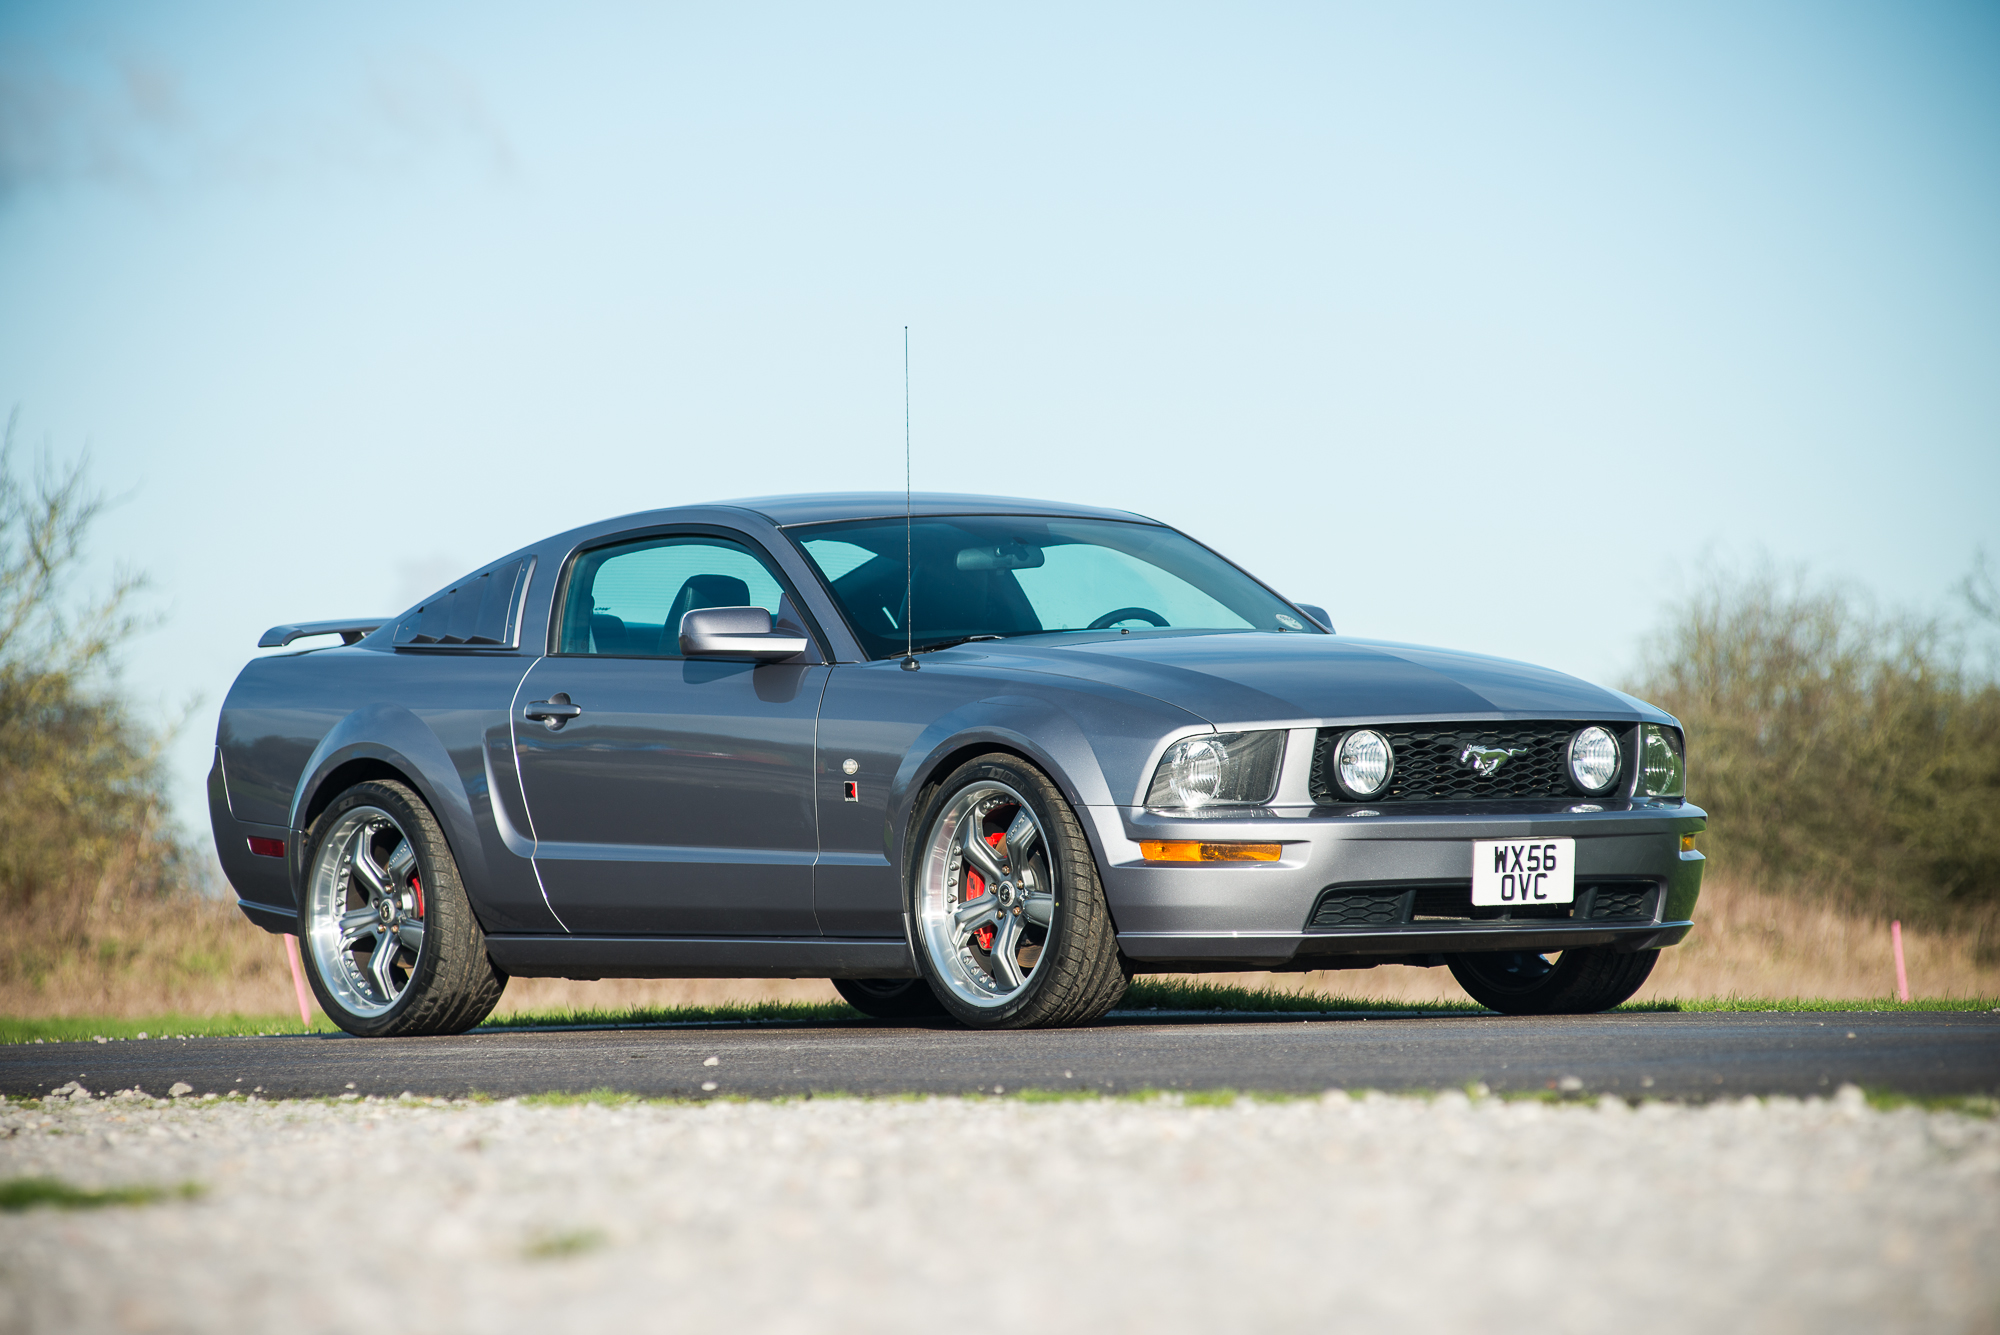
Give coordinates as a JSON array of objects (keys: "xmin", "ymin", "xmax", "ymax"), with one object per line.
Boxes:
[
  {"xmin": 557, "ymin": 537, "xmax": 790, "ymax": 657},
  {"xmin": 393, "ymin": 557, "xmax": 534, "ymax": 649},
  {"xmin": 792, "ymin": 516, "xmax": 1314, "ymax": 659}
]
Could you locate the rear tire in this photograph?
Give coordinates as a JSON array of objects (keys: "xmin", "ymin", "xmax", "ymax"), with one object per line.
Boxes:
[
  {"xmin": 831, "ymin": 977, "xmax": 949, "ymax": 1019},
  {"xmin": 1447, "ymin": 947, "xmax": 1658, "ymax": 1015},
  {"xmin": 297, "ymin": 779, "xmax": 507, "ymax": 1037},
  {"xmin": 907, "ymin": 753, "xmax": 1127, "ymax": 1029}
]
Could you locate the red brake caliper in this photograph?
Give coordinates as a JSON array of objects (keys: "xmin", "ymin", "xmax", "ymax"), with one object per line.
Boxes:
[
  {"xmin": 966, "ymin": 831, "xmax": 1007, "ymax": 951},
  {"xmin": 410, "ymin": 873, "xmax": 424, "ymax": 920}
]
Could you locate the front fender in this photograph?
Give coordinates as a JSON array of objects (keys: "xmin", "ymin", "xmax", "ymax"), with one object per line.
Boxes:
[
  {"xmin": 893, "ymin": 698, "xmax": 1097, "ymax": 843},
  {"xmin": 890, "ymin": 690, "xmax": 1198, "ymax": 886}
]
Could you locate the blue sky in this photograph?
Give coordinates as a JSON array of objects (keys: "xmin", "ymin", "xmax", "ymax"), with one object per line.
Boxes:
[{"xmin": 2, "ymin": 1, "xmax": 1996, "ymax": 842}]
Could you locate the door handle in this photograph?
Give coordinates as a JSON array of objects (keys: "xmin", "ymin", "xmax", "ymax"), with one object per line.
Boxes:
[{"xmin": 524, "ymin": 693, "xmax": 582, "ymax": 729}]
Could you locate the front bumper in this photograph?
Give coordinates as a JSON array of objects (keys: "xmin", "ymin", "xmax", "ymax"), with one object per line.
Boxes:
[{"xmin": 1087, "ymin": 800, "xmax": 1705, "ymax": 970}]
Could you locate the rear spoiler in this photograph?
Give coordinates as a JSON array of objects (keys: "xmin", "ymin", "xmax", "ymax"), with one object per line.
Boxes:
[{"xmin": 257, "ymin": 619, "xmax": 387, "ymax": 649}]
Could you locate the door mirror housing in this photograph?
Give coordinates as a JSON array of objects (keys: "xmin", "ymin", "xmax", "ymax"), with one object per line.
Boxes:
[
  {"xmin": 678, "ymin": 606, "xmax": 809, "ymax": 661},
  {"xmin": 1293, "ymin": 602, "xmax": 1334, "ymax": 633}
]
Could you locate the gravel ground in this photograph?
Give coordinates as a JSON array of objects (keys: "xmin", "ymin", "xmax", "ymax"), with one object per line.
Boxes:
[{"xmin": 2, "ymin": 1085, "xmax": 1996, "ymax": 1334}]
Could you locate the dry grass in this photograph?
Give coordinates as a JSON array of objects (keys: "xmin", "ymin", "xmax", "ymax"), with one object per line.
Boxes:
[
  {"xmin": 0, "ymin": 892, "xmax": 849, "ymax": 1021},
  {"xmin": 1639, "ymin": 876, "xmax": 2000, "ymax": 1002},
  {"xmin": 1188, "ymin": 878, "xmax": 2000, "ymax": 1007},
  {"xmin": 6, "ymin": 876, "xmax": 1995, "ymax": 1021},
  {"xmin": 0, "ymin": 890, "xmax": 300, "ymax": 1020}
]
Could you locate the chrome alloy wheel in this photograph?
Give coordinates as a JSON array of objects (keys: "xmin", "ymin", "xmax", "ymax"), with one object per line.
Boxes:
[
  {"xmin": 305, "ymin": 805, "xmax": 427, "ymax": 1019},
  {"xmin": 916, "ymin": 781, "xmax": 1059, "ymax": 1008}
]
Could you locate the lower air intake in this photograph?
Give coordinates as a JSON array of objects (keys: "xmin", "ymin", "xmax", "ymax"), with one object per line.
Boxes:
[
  {"xmin": 1305, "ymin": 882, "xmax": 1661, "ymax": 930},
  {"xmin": 1308, "ymin": 892, "xmax": 1409, "ymax": 927}
]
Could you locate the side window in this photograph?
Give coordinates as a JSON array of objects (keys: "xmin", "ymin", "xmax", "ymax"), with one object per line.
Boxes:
[
  {"xmin": 557, "ymin": 536, "xmax": 792, "ymax": 657},
  {"xmin": 393, "ymin": 557, "xmax": 535, "ymax": 649}
]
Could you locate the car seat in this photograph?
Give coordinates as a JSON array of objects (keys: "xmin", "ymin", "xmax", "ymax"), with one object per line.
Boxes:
[{"xmin": 668, "ymin": 574, "xmax": 753, "ymax": 628}]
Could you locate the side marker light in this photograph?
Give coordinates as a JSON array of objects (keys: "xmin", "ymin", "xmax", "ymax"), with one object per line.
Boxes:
[
  {"xmin": 247, "ymin": 837, "xmax": 286, "ymax": 858},
  {"xmin": 1140, "ymin": 841, "xmax": 1281, "ymax": 863},
  {"xmin": 1680, "ymin": 834, "xmax": 1699, "ymax": 853}
]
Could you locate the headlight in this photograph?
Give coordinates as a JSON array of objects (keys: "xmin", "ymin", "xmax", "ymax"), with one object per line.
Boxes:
[
  {"xmin": 1566, "ymin": 725, "xmax": 1621, "ymax": 795},
  {"xmin": 1639, "ymin": 724, "xmax": 1685, "ymax": 798},
  {"xmin": 1332, "ymin": 728, "xmax": 1394, "ymax": 799},
  {"xmin": 1146, "ymin": 731, "xmax": 1285, "ymax": 809}
]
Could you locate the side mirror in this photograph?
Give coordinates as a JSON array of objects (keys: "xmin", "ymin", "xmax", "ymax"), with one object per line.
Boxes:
[
  {"xmin": 1294, "ymin": 602, "xmax": 1335, "ymax": 633},
  {"xmin": 679, "ymin": 606, "xmax": 809, "ymax": 661}
]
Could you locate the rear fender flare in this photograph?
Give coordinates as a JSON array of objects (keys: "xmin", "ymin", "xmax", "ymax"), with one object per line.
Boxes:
[{"xmin": 288, "ymin": 704, "xmax": 488, "ymax": 899}]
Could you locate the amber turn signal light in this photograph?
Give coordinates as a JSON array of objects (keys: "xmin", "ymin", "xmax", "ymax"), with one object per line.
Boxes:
[
  {"xmin": 1680, "ymin": 834, "xmax": 1699, "ymax": 853},
  {"xmin": 1140, "ymin": 841, "xmax": 1282, "ymax": 863}
]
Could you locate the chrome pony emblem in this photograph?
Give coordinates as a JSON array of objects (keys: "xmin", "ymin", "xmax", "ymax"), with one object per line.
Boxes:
[{"xmin": 1458, "ymin": 743, "xmax": 1518, "ymax": 777}]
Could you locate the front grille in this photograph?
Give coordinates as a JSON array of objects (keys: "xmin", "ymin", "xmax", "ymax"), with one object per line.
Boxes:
[
  {"xmin": 1310, "ymin": 722, "xmax": 1630, "ymax": 804},
  {"xmin": 1306, "ymin": 881, "xmax": 1659, "ymax": 929}
]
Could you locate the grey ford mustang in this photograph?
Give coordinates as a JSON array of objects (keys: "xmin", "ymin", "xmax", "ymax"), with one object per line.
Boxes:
[{"xmin": 210, "ymin": 492, "xmax": 1704, "ymax": 1035}]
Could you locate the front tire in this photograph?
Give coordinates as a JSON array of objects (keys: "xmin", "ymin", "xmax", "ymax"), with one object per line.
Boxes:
[
  {"xmin": 298, "ymin": 779, "xmax": 507, "ymax": 1037},
  {"xmin": 1447, "ymin": 947, "xmax": 1658, "ymax": 1015},
  {"xmin": 907, "ymin": 754, "xmax": 1127, "ymax": 1029}
]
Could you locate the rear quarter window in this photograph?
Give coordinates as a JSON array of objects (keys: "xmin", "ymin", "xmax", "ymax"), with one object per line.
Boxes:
[{"xmin": 393, "ymin": 557, "xmax": 535, "ymax": 649}]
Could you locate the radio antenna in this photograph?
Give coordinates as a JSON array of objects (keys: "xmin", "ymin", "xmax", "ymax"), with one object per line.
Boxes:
[{"xmin": 902, "ymin": 325, "xmax": 916, "ymax": 670}]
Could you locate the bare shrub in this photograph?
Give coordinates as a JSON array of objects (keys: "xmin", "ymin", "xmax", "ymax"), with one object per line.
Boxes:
[
  {"xmin": 0, "ymin": 409, "xmax": 192, "ymax": 923},
  {"xmin": 1629, "ymin": 565, "xmax": 2000, "ymax": 926}
]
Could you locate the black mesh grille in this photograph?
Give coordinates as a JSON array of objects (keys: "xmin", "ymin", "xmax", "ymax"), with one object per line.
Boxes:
[
  {"xmin": 1587, "ymin": 885, "xmax": 1657, "ymax": 920},
  {"xmin": 1309, "ymin": 891, "xmax": 1409, "ymax": 927},
  {"xmin": 1306, "ymin": 881, "xmax": 1660, "ymax": 929},
  {"xmin": 1311, "ymin": 722, "xmax": 1627, "ymax": 803}
]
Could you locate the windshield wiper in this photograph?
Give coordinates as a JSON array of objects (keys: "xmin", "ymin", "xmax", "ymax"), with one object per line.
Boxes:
[{"xmin": 907, "ymin": 634, "xmax": 1010, "ymax": 656}]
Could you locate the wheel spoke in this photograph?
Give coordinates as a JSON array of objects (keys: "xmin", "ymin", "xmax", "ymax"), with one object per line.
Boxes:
[
  {"xmin": 1002, "ymin": 808, "xmax": 1040, "ymax": 862},
  {"xmin": 348, "ymin": 826, "xmax": 390, "ymax": 895},
  {"xmin": 918, "ymin": 781, "xmax": 1074, "ymax": 1011},
  {"xmin": 337, "ymin": 908, "xmax": 379, "ymax": 949},
  {"xmin": 953, "ymin": 897, "xmax": 1000, "ymax": 929},
  {"xmin": 367, "ymin": 929, "xmax": 402, "ymax": 999},
  {"xmin": 396, "ymin": 920, "xmax": 425, "ymax": 956},
  {"xmin": 384, "ymin": 839, "xmax": 417, "ymax": 885},
  {"xmin": 960, "ymin": 826, "xmax": 1007, "ymax": 883},
  {"xmin": 990, "ymin": 914, "xmax": 1025, "ymax": 988}
]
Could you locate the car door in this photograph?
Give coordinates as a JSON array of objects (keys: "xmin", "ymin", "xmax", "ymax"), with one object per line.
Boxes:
[{"xmin": 512, "ymin": 528, "xmax": 829, "ymax": 936}]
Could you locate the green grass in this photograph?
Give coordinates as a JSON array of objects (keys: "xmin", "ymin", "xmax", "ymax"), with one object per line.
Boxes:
[
  {"xmin": 0, "ymin": 1013, "xmax": 336, "ymax": 1044},
  {"xmin": 1862, "ymin": 1089, "xmax": 2000, "ymax": 1117},
  {"xmin": 4, "ymin": 988, "xmax": 1992, "ymax": 1045},
  {"xmin": 1121, "ymin": 980, "xmax": 1999, "ymax": 1015},
  {"xmin": 477, "ymin": 999, "xmax": 861, "ymax": 1030},
  {"xmin": 1119, "ymin": 978, "xmax": 1483, "ymax": 1014},
  {"xmin": 516, "ymin": 1088, "xmax": 649, "ymax": 1109},
  {"xmin": 0, "ymin": 1177, "xmax": 204, "ymax": 1212},
  {"xmin": 1613, "ymin": 996, "xmax": 2000, "ymax": 1013},
  {"xmin": 524, "ymin": 1227, "xmax": 607, "ymax": 1259}
]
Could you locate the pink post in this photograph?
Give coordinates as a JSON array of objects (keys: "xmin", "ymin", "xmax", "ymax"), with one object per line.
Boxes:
[
  {"xmin": 283, "ymin": 935, "xmax": 315, "ymax": 1027},
  {"xmin": 1891, "ymin": 920, "xmax": 1910, "ymax": 1003}
]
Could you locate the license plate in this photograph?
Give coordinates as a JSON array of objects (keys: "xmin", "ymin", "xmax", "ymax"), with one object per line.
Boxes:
[{"xmin": 1472, "ymin": 837, "xmax": 1575, "ymax": 906}]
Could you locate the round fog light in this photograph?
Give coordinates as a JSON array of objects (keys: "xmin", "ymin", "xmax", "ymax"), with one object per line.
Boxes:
[
  {"xmin": 1335, "ymin": 729, "xmax": 1394, "ymax": 799},
  {"xmin": 1567, "ymin": 726, "xmax": 1621, "ymax": 795}
]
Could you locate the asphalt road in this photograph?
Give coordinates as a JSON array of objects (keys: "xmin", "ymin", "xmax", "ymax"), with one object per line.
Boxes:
[{"xmin": 7, "ymin": 1010, "xmax": 1998, "ymax": 1101}]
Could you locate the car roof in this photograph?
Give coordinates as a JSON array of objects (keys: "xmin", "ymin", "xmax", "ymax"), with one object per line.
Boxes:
[{"xmin": 713, "ymin": 492, "xmax": 1159, "ymax": 527}]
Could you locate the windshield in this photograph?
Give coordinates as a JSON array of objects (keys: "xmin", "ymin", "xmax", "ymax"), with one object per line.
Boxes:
[{"xmin": 789, "ymin": 515, "xmax": 1318, "ymax": 659}]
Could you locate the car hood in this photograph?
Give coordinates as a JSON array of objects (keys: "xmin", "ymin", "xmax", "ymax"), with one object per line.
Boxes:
[{"xmin": 946, "ymin": 631, "xmax": 1665, "ymax": 727}]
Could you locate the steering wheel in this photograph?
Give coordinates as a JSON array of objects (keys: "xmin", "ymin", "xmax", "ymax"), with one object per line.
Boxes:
[{"xmin": 1087, "ymin": 606, "xmax": 1169, "ymax": 630}]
